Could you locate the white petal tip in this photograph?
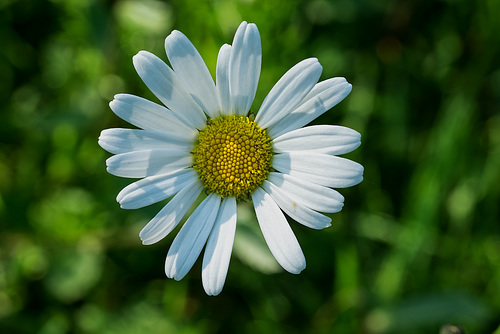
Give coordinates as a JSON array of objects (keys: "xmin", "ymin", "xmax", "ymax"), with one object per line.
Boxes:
[
  {"xmin": 139, "ymin": 228, "xmax": 158, "ymax": 245},
  {"xmin": 343, "ymin": 83, "xmax": 353, "ymax": 96},
  {"xmin": 165, "ymin": 30, "xmax": 182, "ymax": 44},
  {"xmin": 164, "ymin": 265, "xmax": 174, "ymax": 279},
  {"xmin": 305, "ymin": 57, "xmax": 320, "ymax": 66},
  {"xmin": 285, "ymin": 255, "xmax": 307, "ymax": 274},
  {"xmin": 290, "ymin": 263, "xmax": 306, "ymax": 275},
  {"xmin": 164, "ymin": 267, "xmax": 182, "ymax": 281},
  {"xmin": 132, "ymin": 51, "xmax": 152, "ymax": 67},
  {"xmin": 134, "ymin": 50, "xmax": 147, "ymax": 57},
  {"xmin": 314, "ymin": 221, "xmax": 332, "ymax": 230},
  {"xmin": 207, "ymin": 293, "xmax": 221, "ymax": 297},
  {"xmin": 119, "ymin": 203, "xmax": 131, "ymax": 210},
  {"xmin": 206, "ymin": 291, "xmax": 222, "ymax": 297},
  {"xmin": 141, "ymin": 239, "xmax": 155, "ymax": 246},
  {"xmin": 97, "ymin": 137, "xmax": 105, "ymax": 148},
  {"xmin": 203, "ymin": 285, "xmax": 223, "ymax": 296},
  {"xmin": 112, "ymin": 93, "xmax": 127, "ymax": 100}
]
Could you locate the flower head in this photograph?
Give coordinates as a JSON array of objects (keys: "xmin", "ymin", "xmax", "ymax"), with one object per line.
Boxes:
[{"xmin": 99, "ymin": 21, "xmax": 363, "ymax": 296}]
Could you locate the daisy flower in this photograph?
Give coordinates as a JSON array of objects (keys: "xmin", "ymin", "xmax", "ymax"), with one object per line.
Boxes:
[{"xmin": 99, "ymin": 21, "xmax": 363, "ymax": 296}]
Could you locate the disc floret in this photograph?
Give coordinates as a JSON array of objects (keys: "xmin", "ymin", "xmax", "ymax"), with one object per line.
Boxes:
[{"xmin": 192, "ymin": 115, "xmax": 273, "ymax": 199}]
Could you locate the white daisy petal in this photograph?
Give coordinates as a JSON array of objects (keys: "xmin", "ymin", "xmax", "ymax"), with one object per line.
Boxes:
[
  {"xmin": 140, "ymin": 180, "xmax": 203, "ymax": 245},
  {"xmin": 98, "ymin": 128, "xmax": 193, "ymax": 155},
  {"xmin": 267, "ymin": 172, "xmax": 344, "ymax": 213},
  {"xmin": 272, "ymin": 125, "xmax": 361, "ymax": 155},
  {"xmin": 132, "ymin": 51, "xmax": 206, "ymax": 129},
  {"xmin": 251, "ymin": 187, "xmax": 306, "ymax": 274},
  {"xmin": 202, "ymin": 197, "xmax": 237, "ymax": 296},
  {"xmin": 261, "ymin": 180, "xmax": 332, "ymax": 230},
  {"xmin": 109, "ymin": 94, "xmax": 197, "ymax": 136},
  {"xmin": 229, "ymin": 21, "xmax": 261, "ymax": 115},
  {"xmin": 116, "ymin": 168, "xmax": 198, "ymax": 209},
  {"xmin": 106, "ymin": 149, "xmax": 192, "ymax": 178},
  {"xmin": 255, "ymin": 58, "xmax": 322, "ymax": 129},
  {"xmin": 216, "ymin": 44, "xmax": 232, "ymax": 115},
  {"xmin": 165, "ymin": 30, "xmax": 219, "ymax": 118},
  {"xmin": 272, "ymin": 152, "xmax": 364, "ymax": 188},
  {"xmin": 268, "ymin": 78, "xmax": 352, "ymax": 138},
  {"xmin": 165, "ymin": 193, "xmax": 222, "ymax": 280}
]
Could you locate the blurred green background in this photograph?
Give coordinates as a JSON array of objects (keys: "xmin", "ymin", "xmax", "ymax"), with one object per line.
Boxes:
[{"xmin": 1, "ymin": 0, "xmax": 499, "ymax": 333}]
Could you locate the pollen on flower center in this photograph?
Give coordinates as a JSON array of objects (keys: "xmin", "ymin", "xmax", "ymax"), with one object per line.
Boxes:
[{"xmin": 192, "ymin": 115, "xmax": 273, "ymax": 199}]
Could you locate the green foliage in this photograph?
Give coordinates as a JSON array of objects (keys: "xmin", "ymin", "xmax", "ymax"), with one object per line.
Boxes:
[{"xmin": 1, "ymin": 0, "xmax": 499, "ymax": 333}]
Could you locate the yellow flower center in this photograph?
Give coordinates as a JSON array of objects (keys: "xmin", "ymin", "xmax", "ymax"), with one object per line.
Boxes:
[{"xmin": 192, "ymin": 115, "xmax": 273, "ymax": 199}]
